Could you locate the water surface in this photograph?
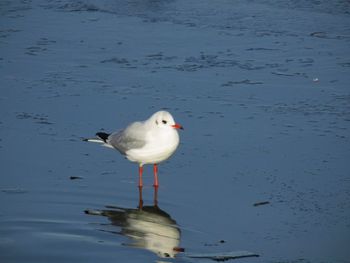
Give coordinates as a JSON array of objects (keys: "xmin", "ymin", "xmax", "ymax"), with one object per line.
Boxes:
[{"xmin": 1, "ymin": 0, "xmax": 350, "ymax": 262}]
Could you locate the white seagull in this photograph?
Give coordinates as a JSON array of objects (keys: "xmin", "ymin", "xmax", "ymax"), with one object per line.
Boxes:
[{"xmin": 84, "ymin": 110, "xmax": 183, "ymax": 188}]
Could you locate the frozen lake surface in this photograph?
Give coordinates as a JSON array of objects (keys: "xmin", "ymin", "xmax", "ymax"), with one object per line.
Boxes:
[{"xmin": 1, "ymin": 0, "xmax": 350, "ymax": 262}]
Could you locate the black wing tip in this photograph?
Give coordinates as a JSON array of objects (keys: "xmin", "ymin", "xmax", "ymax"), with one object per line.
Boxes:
[{"xmin": 96, "ymin": 132, "xmax": 110, "ymax": 143}]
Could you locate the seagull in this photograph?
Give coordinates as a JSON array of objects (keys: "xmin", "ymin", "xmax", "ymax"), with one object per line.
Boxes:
[{"xmin": 84, "ymin": 110, "xmax": 183, "ymax": 188}]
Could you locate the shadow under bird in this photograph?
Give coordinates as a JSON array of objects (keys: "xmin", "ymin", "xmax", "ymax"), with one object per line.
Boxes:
[
  {"xmin": 84, "ymin": 110, "xmax": 183, "ymax": 188},
  {"xmin": 85, "ymin": 187, "xmax": 184, "ymax": 259}
]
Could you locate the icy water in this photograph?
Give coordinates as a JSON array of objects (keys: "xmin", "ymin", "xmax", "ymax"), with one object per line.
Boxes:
[{"xmin": 1, "ymin": 0, "xmax": 350, "ymax": 262}]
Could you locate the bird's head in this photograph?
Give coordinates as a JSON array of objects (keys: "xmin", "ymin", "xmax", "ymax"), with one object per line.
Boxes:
[{"xmin": 150, "ymin": 111, "xmax": 183, "ymax": 130}]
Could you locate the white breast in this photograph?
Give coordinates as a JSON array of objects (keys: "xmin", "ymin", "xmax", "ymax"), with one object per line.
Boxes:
[{"xmin": 125, "ymin": 129, "xmax": 179, "ymax": 165}]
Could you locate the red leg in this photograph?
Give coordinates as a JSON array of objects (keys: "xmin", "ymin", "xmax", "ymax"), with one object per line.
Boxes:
[
  {"xmin": 153, "ymin": 164, "xmax": 159, "ymax": 188},
  {"xmin": 138, "ymin": 186, "xmax": 143, "ymax": 210},
  {"xmin": 138, "ymin": 165, "xmax": 143, "ymax": 188}
]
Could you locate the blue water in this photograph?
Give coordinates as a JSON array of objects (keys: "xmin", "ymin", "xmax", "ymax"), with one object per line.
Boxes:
[{"xmin": 1, "ymin": 0, "xmax": 350, "ymax": 262}]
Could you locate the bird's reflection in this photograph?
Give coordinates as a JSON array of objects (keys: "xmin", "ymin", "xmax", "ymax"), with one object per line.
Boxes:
[{"xmin": 85, "ymin": 187, "xmax": 184, "ymax": 259}]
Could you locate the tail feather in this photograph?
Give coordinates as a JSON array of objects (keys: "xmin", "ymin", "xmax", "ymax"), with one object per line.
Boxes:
[
  {"xmin": 83, "ymin": 132, "xmax": 111, "ymax": 144},
  {"xmin": 96, "ymin": 132, "xmax": 110, "ymax": 143}
]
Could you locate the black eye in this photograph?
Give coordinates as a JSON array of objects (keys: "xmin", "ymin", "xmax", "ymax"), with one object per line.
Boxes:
[
  {"xmin": 155, "ymin": 120, "xmax": 159, "ymax": 125},
  {"xmin": 162, "ymin": 120, "xmax": 167, "ymax": 124}
]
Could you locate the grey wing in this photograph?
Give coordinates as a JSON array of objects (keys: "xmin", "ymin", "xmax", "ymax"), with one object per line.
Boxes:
[{"xmin": 107, "ymin": 122, "xmax": 147, "ymax": 154}]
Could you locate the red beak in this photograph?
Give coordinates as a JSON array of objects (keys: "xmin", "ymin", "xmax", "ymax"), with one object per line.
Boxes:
[{"xmin": 172, "ymin": 123, "xmax": 184, "ymax": 130}]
